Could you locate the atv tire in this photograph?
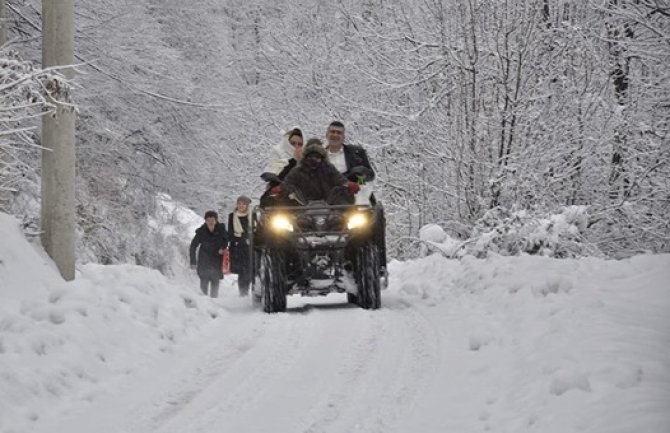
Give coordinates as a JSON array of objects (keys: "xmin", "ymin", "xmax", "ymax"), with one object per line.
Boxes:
[
  {"xmin": 259, "ymin": 249, "xmax": 287, "ymax": 313},
  {"xmin": 354, "ymin": 241, "xmax": 381, "ymax": 309}
]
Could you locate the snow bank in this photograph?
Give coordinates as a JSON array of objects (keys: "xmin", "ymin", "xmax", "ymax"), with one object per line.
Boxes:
[
  {"xmin": 0, "ymin": 213, "xmax": 224, "ymax": 432},
  {"xmin": 388, "ymin": 253, "xmax": 670, "ymax": 432}
]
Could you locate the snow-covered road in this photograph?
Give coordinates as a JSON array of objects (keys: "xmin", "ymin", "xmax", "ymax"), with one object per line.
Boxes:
[{"xmin": 37, "ymin": 292, "xmax": 441, "ymax": 433}]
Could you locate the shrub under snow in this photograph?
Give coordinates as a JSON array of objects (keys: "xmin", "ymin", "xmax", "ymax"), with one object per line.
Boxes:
[{"xmin": 421, "ymin": 206, "xmax": 602, "ymax": 259}]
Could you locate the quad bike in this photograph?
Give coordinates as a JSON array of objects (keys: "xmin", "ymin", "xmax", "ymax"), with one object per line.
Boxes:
[{"xmin": 249, "ymin": 182, "xmax": 387, "ymax": 313}]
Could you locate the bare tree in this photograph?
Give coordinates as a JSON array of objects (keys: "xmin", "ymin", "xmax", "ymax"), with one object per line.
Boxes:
[
  {"xmin": 606, "ymin": 0, "xmax": 633, "ymax": 199},
  {"xmin": 1, "ymin": 51, "xmax": 55, "ymax": 215}
]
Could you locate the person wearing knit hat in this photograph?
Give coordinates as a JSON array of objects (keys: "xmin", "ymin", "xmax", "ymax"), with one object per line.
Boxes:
[
  {"xmin": 301, "ymin": 138, "xmax": 329, "ymax": 165},
  {"xmin": 228, "ymin": 196, "xmax": 253, "ymax": 296},
  {"xmin": 236, "ymin": 195, "xmax": 251, "ymax": 205},
  {"xmin": 280, "ymin": 138, "xmax": 355, "ymax": 205}
]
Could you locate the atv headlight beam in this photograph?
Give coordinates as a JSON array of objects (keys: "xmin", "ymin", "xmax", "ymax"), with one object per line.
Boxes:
[
  {"xmin": 270, "ymin": 214, "xmax": 294, "ymax": 233},
  {"xmin": 347, "ymin": 213, "xmax": 368, "ymax": 230}
]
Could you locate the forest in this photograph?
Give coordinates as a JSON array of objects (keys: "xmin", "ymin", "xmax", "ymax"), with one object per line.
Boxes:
[{"xmin": 1, "ymin": 0, "xmax": 668, "ymax": 273}]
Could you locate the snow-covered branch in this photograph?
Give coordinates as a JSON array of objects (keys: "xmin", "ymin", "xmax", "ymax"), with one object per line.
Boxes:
[{"xmin": 0, "ymin": 49, "xmax": 72, "ymax": 211}]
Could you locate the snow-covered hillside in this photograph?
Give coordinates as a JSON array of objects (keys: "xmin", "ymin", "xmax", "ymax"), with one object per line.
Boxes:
[{"xmin": 1, "ymin": 212, "xmax": 669, "ymax": 433}]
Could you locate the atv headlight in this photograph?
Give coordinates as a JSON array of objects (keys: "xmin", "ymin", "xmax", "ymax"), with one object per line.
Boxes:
[
  {"xmin": 347, "ymin": 212, "xmax": 368, "ymax": 230},
  {"xmin": 270, "ymin": 214, "xmax": 294, "ymax": 233}
]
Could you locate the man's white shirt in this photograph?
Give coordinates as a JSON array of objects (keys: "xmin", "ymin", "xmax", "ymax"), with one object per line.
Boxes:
[{"xmin": 327, "ymin": 147, "xmax": 347, "ymax": 173}]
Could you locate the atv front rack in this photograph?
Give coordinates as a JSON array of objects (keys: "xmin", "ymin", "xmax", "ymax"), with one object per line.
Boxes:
[{"xmin": 251, "ymin": 202, "xmax": 375, "ymax": 249}]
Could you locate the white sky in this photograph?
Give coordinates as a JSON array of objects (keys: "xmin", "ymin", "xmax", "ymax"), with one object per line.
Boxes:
[{"xmin": 1, "ymin": 211, "xmax": 669, "ymax": 433}]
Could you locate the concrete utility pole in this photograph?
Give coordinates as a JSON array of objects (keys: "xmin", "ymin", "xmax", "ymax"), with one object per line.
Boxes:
[
  {"xmin": 0, "ymin": 1, "xmax": 9, "ymax": 212},
  {"xmin": 0, "ymin": 0, "xmax": 7, "ymax": 46},
  {"xmin": 41, "ymin": 0, "xmax": 76, "ymax": 280}
]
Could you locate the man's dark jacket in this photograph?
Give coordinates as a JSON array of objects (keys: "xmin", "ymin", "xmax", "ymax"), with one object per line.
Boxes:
[{"xmin": 342, "ymin": 144, "xmax": 375, "ymax": 182}]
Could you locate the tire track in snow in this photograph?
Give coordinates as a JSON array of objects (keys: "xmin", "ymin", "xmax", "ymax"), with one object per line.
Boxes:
[
  {"xmin": 146, "ymin": 295, "xmax": 441, "ymax": 433},
  {"xmin": 153, "ymin": 301, "xmax": 373, "ymax": 433},
  {"xmin": 124, "ymin": 313, "xmax": 307, "ymax": 433},
  {"xmin": 296, "ymin": 296, "xmax": 440, "ymax": 433},
  {"xmin": 42, "ymin": 294, "xmax": 440, "ymax": 433}
]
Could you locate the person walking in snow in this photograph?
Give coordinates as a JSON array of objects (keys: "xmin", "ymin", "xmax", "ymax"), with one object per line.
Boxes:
[
  {"xmin": 189, "ymin": 210, "xmax": 228, "ymax": 298},
  {"xmin": 227, "ymin": 196, "xmax": 253, "ymax": 297}
]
